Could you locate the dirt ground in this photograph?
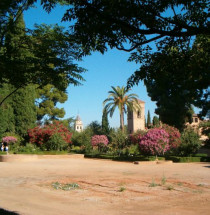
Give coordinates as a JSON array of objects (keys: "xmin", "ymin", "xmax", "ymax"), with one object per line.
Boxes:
[{"xmin": 0, "ymin": 155, "xmax": 210, "ymax": 215}]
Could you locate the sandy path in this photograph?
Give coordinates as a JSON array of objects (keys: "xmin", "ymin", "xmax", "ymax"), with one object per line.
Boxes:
[{"xmin": 0, "ymin": 156, "xmax": 210, "ymax": 215}]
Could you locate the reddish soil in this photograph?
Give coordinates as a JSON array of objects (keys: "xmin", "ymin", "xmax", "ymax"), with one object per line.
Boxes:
[{"xmin": 0, "ymin": 155, "xmax": 210, "ymax": 215}]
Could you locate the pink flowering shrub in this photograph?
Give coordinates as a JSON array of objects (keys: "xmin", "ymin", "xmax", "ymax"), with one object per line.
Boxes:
[
  {"xmin": 2, "ymin": 136, "xmax": 17, "ymax": 144},
  {"xmin": 129, "ymin": 130, "xmax": 147, "ymax": 145},
  {"xmin": 139, "ymin": 128, "xmax": 170, "ymax": 156},
  {"xmin": 91, "ymin": 135, "xmax": 109, "ymax": 147},
  {"xmin": 161, "ymin": 124, "xmax": 181, "ymax": 150}
]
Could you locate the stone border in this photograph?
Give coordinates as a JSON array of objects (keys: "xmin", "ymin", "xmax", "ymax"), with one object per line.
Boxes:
[
  {"xmin": 0, "ymin": 154, "xmax": 39, "ymax": 162},
  {"xmin": 0, "ymin": 154, "xmax": 84, "ymax": 162}
]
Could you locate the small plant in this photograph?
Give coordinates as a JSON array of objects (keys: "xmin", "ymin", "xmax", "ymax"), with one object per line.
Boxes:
[
  {"xmin": 177, "ymin": 182, "xmax": 183, "ymax": 186},
  {"xmin": 119, "ymin": 186, "xmax": 126, "ymax": 192},
  {"xmin": 197, "ymin": 184, "xmax": 205, "ymax": 187},
  {"xmin": 149, "ymin": 178, "xmax": 159, "ymax": 187},
  {"xmin": 161, "ymin": 175, "xmax": 167, "ymax": 185},
  {"xmin": 52, "ymin": 182, "xmax": 79, "ymax": 191},
  {"xmin": 166, "ymin": 185, "xmax": 174, "ymax": 190}
]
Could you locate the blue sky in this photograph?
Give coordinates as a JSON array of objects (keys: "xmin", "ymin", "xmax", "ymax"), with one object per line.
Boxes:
[{"xmin": 24, "ymin": 3, "xmax": 158, "ymax": 128}]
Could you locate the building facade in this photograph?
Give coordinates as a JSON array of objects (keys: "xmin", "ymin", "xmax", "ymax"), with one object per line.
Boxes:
[{"xmin": 127, "ymin": 99, "xmax": 145, "ymax": 134}]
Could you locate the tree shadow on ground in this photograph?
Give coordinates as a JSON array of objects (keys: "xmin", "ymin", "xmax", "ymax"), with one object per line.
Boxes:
[
  {"xmin": 0, "ymin": 208, "xmax": 19, "ymax": 215},
  {"xmin": 203, "ymin": 166, "xmax": 210, "ymax": 168}
]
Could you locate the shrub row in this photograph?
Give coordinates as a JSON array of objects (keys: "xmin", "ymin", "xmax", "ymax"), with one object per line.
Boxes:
[{"xmin": 84, "ymin": 154, "xmax": 210, "ymax": 163}]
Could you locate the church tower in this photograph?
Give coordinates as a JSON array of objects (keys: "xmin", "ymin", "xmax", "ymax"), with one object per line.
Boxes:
[
  {"xmin": 74, "ymin": 115, "xmax": 83, "ymax": 132},
  {"xmin": 127, "ymin": 99, "xmax": 145, "ymax": 134}
]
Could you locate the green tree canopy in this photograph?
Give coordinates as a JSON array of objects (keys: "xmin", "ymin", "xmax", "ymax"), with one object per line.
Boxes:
[
  {"xmin": 102, "ymin": 109, "xmax": 110, "ymax": 135},
  {"xmin": 60, "ymin": 0, "xmax": 209, "ymax": 54},
  {"xmin": 0, "ymin": 8, "xmax": 86, "ymax": 105},
  {"xmin": 87, "ymin": 121, "xmax": 102, "ymax": 135},
  {"xmin": 0, "ymin": 84, "xmax": 36, "ymax": 137},
  {"xmin": 36, "ymin": 84, "xmax": 68, "ymax": 121},
  {"xmin": 127, "ymin": 36, "xmax": 210, "ymax": 130},
  {"xmin": 103, "ymin": 86, "xmax": 141, "ymax": 132},
  {"xmin": 147, "ymin": 110, "xmax": 151, "ymax": 128},
  {"xmin": 152, "ymin": 116, "xmax": 160, "ymax": 127}
]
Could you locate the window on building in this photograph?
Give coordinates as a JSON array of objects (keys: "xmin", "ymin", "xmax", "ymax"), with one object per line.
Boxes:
[
  {"xmin": 77, "ymin": 126, "xmax": 79, "ymax": 129},
  {"xmin": 137, "ymin": 111, "xmax": 141, "ymax": 118},
  {"xmin": 194, "ymin": 118, "xmax": 198, "ymax": 123}
]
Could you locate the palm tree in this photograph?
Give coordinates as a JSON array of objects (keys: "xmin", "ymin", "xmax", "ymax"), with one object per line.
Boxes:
[{"xmin": 103, "ymin": 86, "xmax": 141, "ymax": 132}]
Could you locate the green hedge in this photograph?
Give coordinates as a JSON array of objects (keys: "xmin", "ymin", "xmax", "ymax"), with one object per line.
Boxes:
[
  {"xmin": 165, "ymin": 156, "xmax": 210, "ymax": 162},
  {"xmin": 84, "ymin": 154, "xmax": 165, "ymax": 162},
  {"xmin": 85, "ymin": 154, "xmax": 210, "ymax": 163}
]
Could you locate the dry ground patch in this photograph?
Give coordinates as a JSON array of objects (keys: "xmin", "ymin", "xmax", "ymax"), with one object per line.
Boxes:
[{"xmin": 0, "ymin": 156, "xmax": 209, "ymax": 215}]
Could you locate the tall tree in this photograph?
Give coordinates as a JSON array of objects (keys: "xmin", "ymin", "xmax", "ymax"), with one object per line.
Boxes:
[
  {"xmin": 147, "ymin": 110, "xmax": 151, "ymax": 128},
  {"xmin": 87, "ymin": 121, "xmax": 102, "ymax": 135},
  {"xmin": 36, "ymin": 84, "xmax": 68, "ymax": 121},
  {"xmin": 127, "ymin": 35, "xmax": 210, "ymax": 130},
  {"xmin": 103, "ymin": 86, "xmax": 141, "ymax": 132},
  {"xmin": 102, "ymin": 109, "xmax": 110, "ymax": 135},
  {"xmin": 0, "ymin": 84, "xmax": 36, "ymax": 137},
  {"xmin": 0, "ymin": 84, "xmax": 15, "ymax": 138},
  {"xmin": 12, "ymin": 85, "xmax": 36, "ymax": 136},
  {"xmin": 0, "ymin": 8, "xmax": 86, "ymax": 105},
  {"xmin": 59, "ymin": 0, "xmax": 209, "ymax": 54},
  {"xmin": 152, "ymin": 116, "xmax": 160, "ymax": 127}
]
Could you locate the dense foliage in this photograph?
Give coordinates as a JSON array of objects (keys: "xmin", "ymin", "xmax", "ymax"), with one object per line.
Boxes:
[
  {"xmin": 28, "ymin": 121, "xmax": 72, "ymax": 150},
  {"xmin": 36, "ymin": 84, "xmax": 68, "ymax": 121},
  {"xmin": 199, "ymin": 121, "xmax": 210, "ymax": 147},
  {"xmin": 0, "ymin": 9, "xmax": 85, "ymax": 106},
  {"xmin": 146, "ymin": 110, "xmax": 151, "ymax": 128},
  {"xmin": 161, "ymin": 124, "xmax": 181, "ymax": 152},
  {"xmin": 0, "ymin": 84, "xmax": 36, "ymax": 137},
  {"xmin": 178, "ymin": 128, "xmax": 201, "ymax": 156},
  {"xmin": 152, "ymin": 116, "xmax": 160, "ymax": 127},
  {"xmin": 102, "ymin": 109, "xmax": 110, "ymax": 135},
  {"xmin": 127, "ymin": 36, "xmax": 210, "ymax": 130}
]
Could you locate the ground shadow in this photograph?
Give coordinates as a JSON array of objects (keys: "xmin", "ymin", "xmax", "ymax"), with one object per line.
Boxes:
[
  {"xmin": 203, "ymin": 166, "xmax": 210, "ymax": 168},
  {"xmin": 0, "ymin": 208, "xmax": 19, "ymax": 215}
]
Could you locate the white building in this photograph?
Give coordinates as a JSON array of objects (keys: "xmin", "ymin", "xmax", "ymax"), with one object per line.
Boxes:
[{"xmin": 74, "ymin": 115, "xmax": 83, "ymax": 132}]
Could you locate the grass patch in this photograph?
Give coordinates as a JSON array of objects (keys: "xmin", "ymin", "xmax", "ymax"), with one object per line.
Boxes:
[
  {"xmin": 197, "ymin": 183, "xmax": 205, "ymax": 187},
  {"xmin": 149, "ymin": 179, "xmax": 159, "ymax": 187},
  {"xmin": 166, "ymin": 185, "xmax": 174, "ymax": 190},
  {"xmin": 177, "ymin": 182, "xmax": 183, "ymax": 186},
  {"xmin": 52, "ymin": 182, "xmax": 79, "ymax": 191},
  {"xmin": 161, "ymin": 175, "xmax": 167, "ymax": 185},
  {"xmin": 118, "ymin": 186, "xmax": 126, "ymax": 192}
]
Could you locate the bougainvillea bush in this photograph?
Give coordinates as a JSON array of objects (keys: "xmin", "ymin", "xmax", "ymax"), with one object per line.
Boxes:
[
  {"xmin": 2, "ymin": 136, "xmax": 17, "ymax": 144},
  {"xmin": 28, "ymin": 121, "xmax": 72, "ymax": 151},
  {"xmin": 129, "ymin": 130, "xmax": 147, "ymax": 145},
  {"xmin": 139, "ymin": 128, "xmax": 170, "ymax": 156},
  {"xmin": 91, "ymin": 135, "xmax": 109, "ymax": 152},
  {"xmin": 161, "ymin": 124, "xmax": 181, "ymax": 154}
]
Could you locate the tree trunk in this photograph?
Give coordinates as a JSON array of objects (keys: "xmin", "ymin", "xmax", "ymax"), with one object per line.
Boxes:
[{"xmin": 120, "ymin": 108, "xmax": 124, "ymax": 132}]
